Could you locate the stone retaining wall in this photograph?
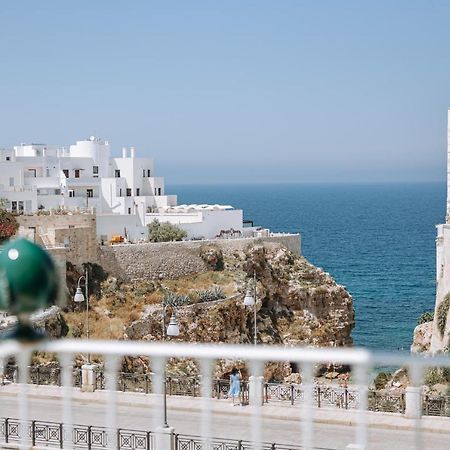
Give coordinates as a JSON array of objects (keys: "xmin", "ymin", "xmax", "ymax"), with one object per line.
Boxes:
[{"xmin": 100, "ymin": 234, "xmax": 300, "ymax": 281}]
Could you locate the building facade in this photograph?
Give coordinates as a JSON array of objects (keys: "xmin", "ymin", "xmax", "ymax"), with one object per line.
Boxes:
[
  {"xmin": 0, "ymin": 137, "xmax": 243, "ymax": 241},
  {"xmin": 431, "ymin": 110, "xmax": 450, "ymax": 352}
]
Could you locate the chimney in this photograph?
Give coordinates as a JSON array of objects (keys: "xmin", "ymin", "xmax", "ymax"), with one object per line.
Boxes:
[
  {"xmin": 130, "ymin": 147, "xmax": 135, "ymax": 158},
  {"xmin": 122, "ymin": 147, "xmax": 127, "ymax": 158}
]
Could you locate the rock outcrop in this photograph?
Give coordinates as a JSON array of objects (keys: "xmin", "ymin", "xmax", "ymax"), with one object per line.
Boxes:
[
  {"xmin": 125, "ymin": 242, "xmax": 355, "ymax": 379},
  {"xmin": 411, "ymin": 321, "xmax": 433, "ymax": 354}
]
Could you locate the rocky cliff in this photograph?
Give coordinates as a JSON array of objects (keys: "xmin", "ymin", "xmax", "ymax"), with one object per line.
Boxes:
[{"xmin": 123, "ymin": 241, "xmax": 354, "ymax": 379}]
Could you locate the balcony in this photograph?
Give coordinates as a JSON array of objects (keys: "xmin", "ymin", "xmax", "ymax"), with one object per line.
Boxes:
[
  {"xmin": 24, "ymin": 177, "xmax": 61, "ymax": 189},
  {"xmin": 65, "ymin": 177, "xmax": 101, "ymax": 187}
]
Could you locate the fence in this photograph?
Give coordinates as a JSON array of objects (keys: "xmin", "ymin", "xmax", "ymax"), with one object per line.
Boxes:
[
  {"xmin": 0, "ymin": 418, "xmax": 335, "ymax": 450},
  {"xmin": 0, "ymin": 339, "xmax": 450, "ymax": 449},
  {"xmin": 8, "ymin": 365, "xmax": 450, "ymax": 416}
]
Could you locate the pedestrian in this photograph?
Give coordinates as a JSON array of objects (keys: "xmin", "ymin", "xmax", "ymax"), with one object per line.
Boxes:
[{"xmin": 228, "ymin": 368, "xmax": 241, "ymax": 406}]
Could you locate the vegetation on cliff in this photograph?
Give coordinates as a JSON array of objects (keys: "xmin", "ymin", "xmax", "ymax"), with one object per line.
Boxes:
[
  {"xmin": 62, "ymin": 241, "xmax": 354, "ymax": 380},
  {"xmin": 0, "ymin": 203, "xmax": 18, "ymax": 244},
  {"xmin": 147, "ymin": 219, "xmax": 187, "ymax": 242}
]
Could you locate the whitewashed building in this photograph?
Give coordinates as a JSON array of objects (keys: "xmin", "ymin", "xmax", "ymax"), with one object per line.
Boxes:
[{"xmin": 0, "ymin": 136, "xmax": 243, "ymax": 241}]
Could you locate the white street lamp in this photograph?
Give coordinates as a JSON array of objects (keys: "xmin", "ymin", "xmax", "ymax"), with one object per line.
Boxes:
[
  {"xmin": 161, "ymin": 304, "xmax": 181, "ymax": 428},
  {"xmin": 166, "ymin": 313, "xmax": 180, "ymax": 337},
  {"xmin": 244, "ymin": 291, "xmax": 255, "ymax": 306},
  {"xmin": 73, "ymin": 268, "xmax": 90, "ymax": 363},
  {"xmin": 244, "ymin": 271, "xmax": 257, "ymax": 346}
]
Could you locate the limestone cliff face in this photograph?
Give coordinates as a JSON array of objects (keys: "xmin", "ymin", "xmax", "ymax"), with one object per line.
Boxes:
[
  {"xmin": 125, "ymin": 242, "xmax": 354, "ymax": 378},
  {"xmin": 411, "ymin": 322, "xmax": 433, "ymax": 354}
]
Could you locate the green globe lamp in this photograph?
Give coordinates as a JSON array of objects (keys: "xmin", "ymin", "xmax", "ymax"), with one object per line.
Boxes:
[{"xmin": 0, "ymin": 238, "xmax": 59, "ymax": 341}]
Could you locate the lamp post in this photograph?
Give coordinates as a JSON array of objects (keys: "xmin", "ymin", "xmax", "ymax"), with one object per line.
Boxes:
[
  {"xmin": 73, "ymin": 267, "xmax": 90, "ymax": 363},
  {"xmin": 244, "ymin": 271, "xmax": 257, "ymax": 346},
  {"xmin": 162, "ymin": 304, "xmax": 180, "ymax": 428}
]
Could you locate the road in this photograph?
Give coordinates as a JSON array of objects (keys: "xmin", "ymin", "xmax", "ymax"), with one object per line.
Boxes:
[{"xmin": 0, "ymin": 387, "xmax": 449, "ymax": 450}]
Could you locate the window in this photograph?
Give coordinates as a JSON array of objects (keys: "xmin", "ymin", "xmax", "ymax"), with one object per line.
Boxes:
[
  {"xmin": 87, "ymin": 189, "xmax": 93, "ymax": 198},
  {"xmin": 93, "ymin": 166, "xmax": 99, "ymax": 175},
  {"xmin": 128, "ymin": 207, "xmax": 131, "ymax": 214},
  {"xmin": 126, "ymin": 188, "xmax": 132, "ymax": 197},
  {"xmin": 74, "ymin": 169, "xmax": 80, "ymax": 178},
  {"xmin": 62, "ymin": 169, "xmax": 69, "ymax": 178},
  {"xmin": 6, "ymin": 156, "xmax": 10, "ymax": 161},
  {"xmin": 147, "ymin": 169, "xmax": 151, "ymax": 177},
  {"xmin": 119, "ymin": 188, "xmax": 122, "ymax": 196},
  {"xmin": 143, "ymin": 169, "xmax": 146, "ymax": 177},
  {"xmin": 28, "ymin": 169, "xmax": 37, "ymax": 178},
  {"xmin": 115, "ymin": 170, "xmax": 121, "ymax": 178},
  {"xmin": 154, "ymin": 187, "xmax": 161, "ymax": 196},
  {"xmin": 9, "ymin": 177, "xmax": 14, "ymax": 187},
  {"xmin": 136, "ymin": 188, "xmax": 140, "ymax": 196},
  {"xmin": 69, "ymin": 190, "xmax": 75, "ymax": 198},
  {"xmin": 11, "ymin": 201, "xmax": 17, "ymax": 212}
]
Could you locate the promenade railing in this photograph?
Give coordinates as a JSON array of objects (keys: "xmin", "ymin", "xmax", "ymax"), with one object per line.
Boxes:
[
  {"xmin": 8, "ymin": 364, "xmax": 450, "ymax": 416},
  {"xmin": 0, "ymin": 340, "xmax": 450, "ymax": 449}
]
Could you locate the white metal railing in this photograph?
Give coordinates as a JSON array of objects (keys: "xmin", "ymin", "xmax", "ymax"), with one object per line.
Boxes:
[{"xmin": 0, "ymin": 340, "xmax": 450, "ymax": 450}]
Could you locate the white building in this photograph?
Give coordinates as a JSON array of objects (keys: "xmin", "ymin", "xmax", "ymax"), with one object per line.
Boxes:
[
  {"xmin": 431, "ymin": 109, "xmax": 450, "ymax": 353},
  {"xmin": 0, "ymin": 136, "xmax": 243, "ymax": 241}
]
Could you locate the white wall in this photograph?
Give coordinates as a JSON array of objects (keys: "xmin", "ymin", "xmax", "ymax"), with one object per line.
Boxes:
[
  {"xmin": 145, "ymin": 209, "xmax": 243, "ymax": 239},
  {"xmin": 96, "ymin": 214, "xmax": 147, "ymax": 242}
]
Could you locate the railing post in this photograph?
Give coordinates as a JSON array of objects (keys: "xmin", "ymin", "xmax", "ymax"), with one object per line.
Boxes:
[
  {"xmin": 405, "ymin": 386, "xmax": 422, "ymax": 419},
  {"xmin": 344, "ymin": 388, "xmax": 348, "ymax": 409},
  {"xmin": 117, "ymin": 428, "xmax": 121, "ymax": 450},
  {"xmin": 154, "ymin": 426, "xmax": 175, "ymax": 450},
  {"xmin": 81, "ymin": 364, "xmax": 96, "ymax": 392},
  {"xmin": 290, "ymin": 384, "xmax": 294, "ymax": 406},
  {"xmin": 59, "ymin": 423, "xmax": 63, "ymax": 449},
  {"xmin": 249, "ymin": 376, "xmax": 264, "ymax": 406},
  {"xmin": 5, "ymin": 418, "xmax": 9, "ymax": 443},
  {"xmin": 36, "ymin": 367, "xmax": 40, "ymax": 386},
  {"xmin": 317, "ymin": 386, "xmax": 321, "ymax": 408},
  {"xmin": 87, "ymin": 425, "xmax": 92, "ymax": 450},
  {"xmin": 31, "ymin": 420, "xmax": 36, "ymax": 447},
  {"xmin": 145, "ymin": 374, "xmax": 150, "ymax": 394},
  {"xmin": 147, "ymin": 431, "xmax": 151, "ymax": 450},
  {"xmin": 238, "ymin": 440, "xmax": 243, "ymax": 450},
  {"xmin": 264, "ymin": 383, "xmax": 268, "ymax": 403}
]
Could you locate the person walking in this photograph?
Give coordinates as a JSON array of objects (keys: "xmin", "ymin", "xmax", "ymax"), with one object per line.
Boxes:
[{"xmin": 228, "ymin": 368, "xmax": 241, "ymax": 406}]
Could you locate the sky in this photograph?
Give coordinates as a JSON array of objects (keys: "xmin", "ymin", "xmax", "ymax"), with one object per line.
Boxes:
[{"xmin": 1, "ymin": 1, "xmax": 450, "ymax": 184}]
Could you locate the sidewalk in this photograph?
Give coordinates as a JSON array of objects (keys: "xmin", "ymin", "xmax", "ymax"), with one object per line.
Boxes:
[{"xmin": 1, "ymin": 383, "xmax": 450, "ymax": 434}]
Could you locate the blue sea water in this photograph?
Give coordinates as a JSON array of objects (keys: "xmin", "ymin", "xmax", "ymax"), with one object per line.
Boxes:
[{"xmin": 169, "ymin": 182, "xmax": 446, "ymax": 352}]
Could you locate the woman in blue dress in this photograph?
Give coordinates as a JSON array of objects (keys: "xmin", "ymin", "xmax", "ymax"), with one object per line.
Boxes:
[{"xmin": 228, "ymin": 368, "xmax": 241, "ymax": 406}]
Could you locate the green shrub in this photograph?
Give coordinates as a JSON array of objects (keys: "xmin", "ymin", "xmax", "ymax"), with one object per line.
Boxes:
[
  {"xmin": 417, "ymin": 311, "xmax": 434, "ymax": 325},
  {"xmin": 163, "ymin": 291, "xmax": 191, "ymax": 307},
  {"xmin": 437, "ymin": 294, "xmax": 450, "ymax": 337},
  {"xmin": 148, "ymin": 219, "xmax": 187, "ymax": 242},
  {"xmin": 195, "ymin": 286, "xmax": 226, "ymax": 303}
]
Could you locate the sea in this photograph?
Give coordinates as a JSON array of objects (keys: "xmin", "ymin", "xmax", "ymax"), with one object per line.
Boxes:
[{"xmin": 170, "ymin": 182, "xmax": 446, "ymax": 353}]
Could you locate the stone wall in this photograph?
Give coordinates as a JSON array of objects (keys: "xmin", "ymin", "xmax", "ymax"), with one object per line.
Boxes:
[
  {"xmin": 17, "ymin": 214, "xmax": 98, "ymax": 267},
  {"xmin": 100, "ymin": 234, "xmax": 300, "ymax": 281}
]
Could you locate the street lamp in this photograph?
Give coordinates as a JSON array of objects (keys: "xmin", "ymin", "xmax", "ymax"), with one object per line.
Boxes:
[
  {"xmin": 161, "ymin": 305, "xmax": 180, "ymax": 428},
  {"xmin": 244, "ymin": 271, "xmax": 257, "ymax": 346},
  {"xmin": 73, "ymin": 267, "xmax": 90, "ymax": 363}
]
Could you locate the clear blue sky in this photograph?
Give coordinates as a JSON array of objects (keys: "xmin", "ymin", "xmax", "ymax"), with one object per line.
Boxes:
[{"xmin": 1, "ymin": 1, "xmax": 449, "ymax": 184}]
